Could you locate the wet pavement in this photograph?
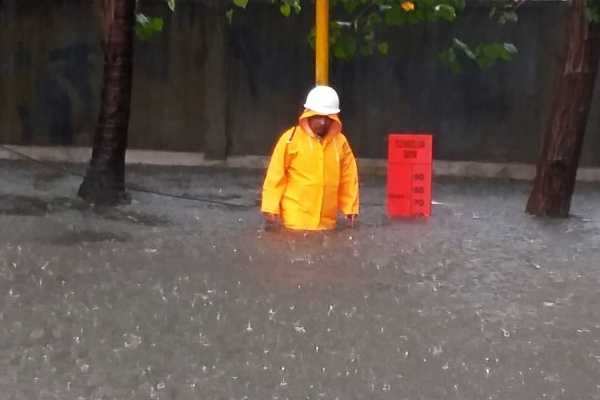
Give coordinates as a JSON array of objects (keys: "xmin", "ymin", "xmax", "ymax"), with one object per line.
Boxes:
[{"xmin": 1, "ymin": 159, "xmax": 599, "ymax": 400}]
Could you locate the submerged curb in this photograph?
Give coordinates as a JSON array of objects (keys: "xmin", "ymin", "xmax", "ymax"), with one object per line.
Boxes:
[{"xmin": 2, "ymin": 145, "xmax": 600, "ymax": 182}]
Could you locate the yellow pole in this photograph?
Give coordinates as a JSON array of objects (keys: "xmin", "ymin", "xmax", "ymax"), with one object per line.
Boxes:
[{"xmin": 315, "ymin": 0, "xmax": 329, "ymax": 85}]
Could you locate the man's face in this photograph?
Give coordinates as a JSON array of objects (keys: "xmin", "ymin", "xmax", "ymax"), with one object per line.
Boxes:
[{"xmin": 307, "ymin": 115, "xmax": 333, "ymax": 137}]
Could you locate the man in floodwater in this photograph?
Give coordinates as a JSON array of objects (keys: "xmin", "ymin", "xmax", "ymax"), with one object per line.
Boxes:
[{"xmin": 261, "ymin": 85, "xmax": 359, "ymax": 230}]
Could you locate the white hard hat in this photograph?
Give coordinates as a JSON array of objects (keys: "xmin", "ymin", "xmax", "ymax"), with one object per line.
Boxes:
[{"xmin": 303, "ymin": 85, "xmax": 340, "ymax": 115}]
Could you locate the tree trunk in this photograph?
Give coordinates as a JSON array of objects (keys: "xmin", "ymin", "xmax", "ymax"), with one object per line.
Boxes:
[
  {"xmin": 526, "ymin": 0, "xmax": 600, "ymax": 217},
  {"xmin": 79, "ymin": 0, "xmax": 135, "ymax": 205}
]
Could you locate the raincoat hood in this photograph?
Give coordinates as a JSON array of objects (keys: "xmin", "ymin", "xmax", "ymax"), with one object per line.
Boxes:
[{"xmin": 298, "ymin": 109, "xmax": 342, "ymax": 140}]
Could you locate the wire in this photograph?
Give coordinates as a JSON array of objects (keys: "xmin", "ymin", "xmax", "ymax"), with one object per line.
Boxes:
[{"xmin": 0, "ymin": 144, "xmax": 254, "ymax": 210}]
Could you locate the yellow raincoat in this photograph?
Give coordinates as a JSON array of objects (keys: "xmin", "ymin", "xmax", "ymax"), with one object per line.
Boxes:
[{"xmin": 261, "ymin": 109, "xmax": 359, "ymax": 230}]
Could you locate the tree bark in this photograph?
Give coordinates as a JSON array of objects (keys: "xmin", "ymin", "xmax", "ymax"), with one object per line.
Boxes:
[
  {"xmin": 79, "ymin": 0, "xmax": 135, "ymax": 204},
  {"xmin": 526, "ymin": 0, "xmax": 600, "ymax": 217}
]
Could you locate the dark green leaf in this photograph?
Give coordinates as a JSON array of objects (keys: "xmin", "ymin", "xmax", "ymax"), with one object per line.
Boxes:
[
  {"xmin": 482, "ymin": 43, "xmax": 500, "ymax": 59},
  {"xmin": 361, "ymin": 42, "xmax": 374, "ymax": 55},
  {"xmin": 453, "ymin": 0, "xmax": 466, "ymax": 11},
  {"xmin": 584, "ymin": 6, "xmax": 599, "ymax": 22},
  {"xmin": 408, "ymin": 11, "xmax": 420, "ymax": 24},
  {"xmin": 503, "ymin": 11, "xmax": 518, "ymax": 23},
  {"xmin": 447, "ymin": 47, "xmax": 456, "ymax": 63},
  {"xmin": 333, "ymin": 36, "xmax": 356, "ymax": 59},
  {"xmin": 151, "ymin": 17, "xmax": 164, "ymax": 31},
  {"xmin": 477, "ymin": 56, "xmax": 496, "ymax": 70},
  {"xmin": 384, "ymin": 4, "xmax": 404, "ymax": 26},
  {"xmin": 344, "ymin": 0, "xmax": 359, "ymax": 13},
  {"xmin": 377, "ymin": 42, "xmax": 389, "ymax": 54},
  {"xmin": 440, "ymin": 49, "xmax": 460, "ymax": 74},
  {"xmin": 367, "ymin": 11, "xmax": 382, "ymax": 26},
  {"xmin": 434, "ymin": 4, "xmax": 456, "ymax": 22},
  {"xmin": 439, "ymin": 50, "xmax": 450, "ymax": 67},
  {"xmin": 450, "ymin": 59, "xmax": 460, "ymax": 74}
]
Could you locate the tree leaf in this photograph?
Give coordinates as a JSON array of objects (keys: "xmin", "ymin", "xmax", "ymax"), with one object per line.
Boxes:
[
  {"xmin": 361, "ymin": 40, "xmax": 375, "ymax": 55},
  {"xmin": 477, "ymin": 56, "xmax": 496, "ymax": 70},
  {"xmin": 333, "ymin": 36, "xmax": 356, "ymax": 59},
  {"xmin": 447, "ymin": 47, "xmax": 456, "ymax": 63},
  {"xmin": 440, "ymin": 49, "xmax": 460, "ymax": 74},
  {"xmin": 450, "ymin": 59, "xmax": 460, "ymax": 74},
  {"xmin": 136, "ymin": 13, "xmax": 150, "ymax": 25},
  {"xmin": 503, "ymin": 43, "xmax": 518, "ymax": 56},
  {"xmin": 439, "ymin": 50, "xmax": 450, "ymax": 66},
  {"xmin": 280, "ymin": 3, "xmax": 291, "ymax": 16},
  {"xmin": 384, "ymin": 4, "xmax": 404, "ymax": 26},
  {"xmin": 482, "ymin": 43, "xmax": 501, "ymax": 59},
  {"xmin": 453, "ymin": 38, "xmax": 476, "ymax": 59},
  {"xmin": 151, "ymin": 17, "xmax": 164, "ymax": 31},
  {"xmin": 233, "ymin": 0, "xmax": 248, "ymax": 9},
  {"xmin": 344, "ymin": 0, "xmax": 360, "ymax": 13},
  {"xmin": 292, "ymin": 0, "xmax": 301, "ymax": 13},
  {"xmin": 167, "ymin": 0, "xmax": 175, "ymax": 11},
  {"xmin": 453, "ymin": 0, "xmax": 466, "ymax": 11},
  {"xmin": 377, "ymin": 42, "xmax": 389, "ymax": 54},
  {"xmin": 226, "ymin": 9, "xmax": 233, "ymax": 23},
  {"xmin": 502, "ymin": 10, "xmax": 518, "ymax": 23},
  {"xmin": 434, "ymin": 4, "xmax": 456, "ymax": 22}
]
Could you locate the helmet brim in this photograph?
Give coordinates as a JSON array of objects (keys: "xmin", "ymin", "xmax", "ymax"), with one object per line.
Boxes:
[{"xmin": 303, "ymin": 104, "xmax": 340, "ymax": 115}]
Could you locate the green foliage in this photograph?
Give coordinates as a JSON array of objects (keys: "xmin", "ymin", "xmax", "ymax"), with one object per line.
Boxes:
[
  {"xmin": 135, "ymin": 14, "xmax": 164, "ymax": 41},
  {"xmin": 440, "ymin": 40, "xmax": 517, "ymax": 73},
  {"xmin": 488, "ymin": 3, "xmax": 518, "ymax": 24},
  {"xmin": 231, "ymin": 0, "xmax": 519, "ymax": 72},
  {"xmin": 585, "ymin": 0, "xmax": 600, "ymax": 22},
  {"xmin": 233, "ymin": 0, "xmax": 249, "ymax": 9},
  {"xmin": 134, "ymin": 0, "xmax": 175, "ymax": 41}
]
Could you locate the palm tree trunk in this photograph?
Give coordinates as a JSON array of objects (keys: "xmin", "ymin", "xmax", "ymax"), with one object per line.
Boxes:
[
  {"xmin": 525, "ymin": 0, "xmax": 600, "ymax": 217},
  {"xmin": 79, "ymin": 0, "xmax": 135, "ymax": 204}
]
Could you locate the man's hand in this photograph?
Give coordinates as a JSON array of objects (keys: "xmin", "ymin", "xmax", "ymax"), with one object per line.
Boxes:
[
  {"xmin": 345, "ymin": 214, "xmax": 357, "ymax": 228},
  {"xmin": 263, "ymin": 212, "xmax": 279, "ymax": 224}
]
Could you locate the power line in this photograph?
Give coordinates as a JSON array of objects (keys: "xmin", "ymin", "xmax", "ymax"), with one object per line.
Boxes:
[{"xmin": 0, "ymin": 144, "xmax": 254, "ymax": 210}]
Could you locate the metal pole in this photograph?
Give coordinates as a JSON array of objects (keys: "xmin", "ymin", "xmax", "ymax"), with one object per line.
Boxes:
[{"xmin": 315, "ymin": 0, "xmax": 329, "ymax": 85}]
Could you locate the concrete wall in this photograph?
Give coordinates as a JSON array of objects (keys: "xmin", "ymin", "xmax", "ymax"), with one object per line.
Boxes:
[{"xmin": 1, "ymin": 0, "xmax": 600, "ymax": 165}]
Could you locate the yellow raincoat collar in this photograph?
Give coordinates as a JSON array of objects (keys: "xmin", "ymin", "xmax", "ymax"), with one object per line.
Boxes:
[{"xmin": 298, "ymin": 109, "xmax": 342, "ymax": 141}]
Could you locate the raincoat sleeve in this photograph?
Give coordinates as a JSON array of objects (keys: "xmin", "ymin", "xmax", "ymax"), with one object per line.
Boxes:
[
  {"xmin": 339, "ymin": 138, "xmax": 359, "ymax": 215},
  {"xmin": 261, "ymin": 130, "xmax": 293, "ymax": 215}
]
